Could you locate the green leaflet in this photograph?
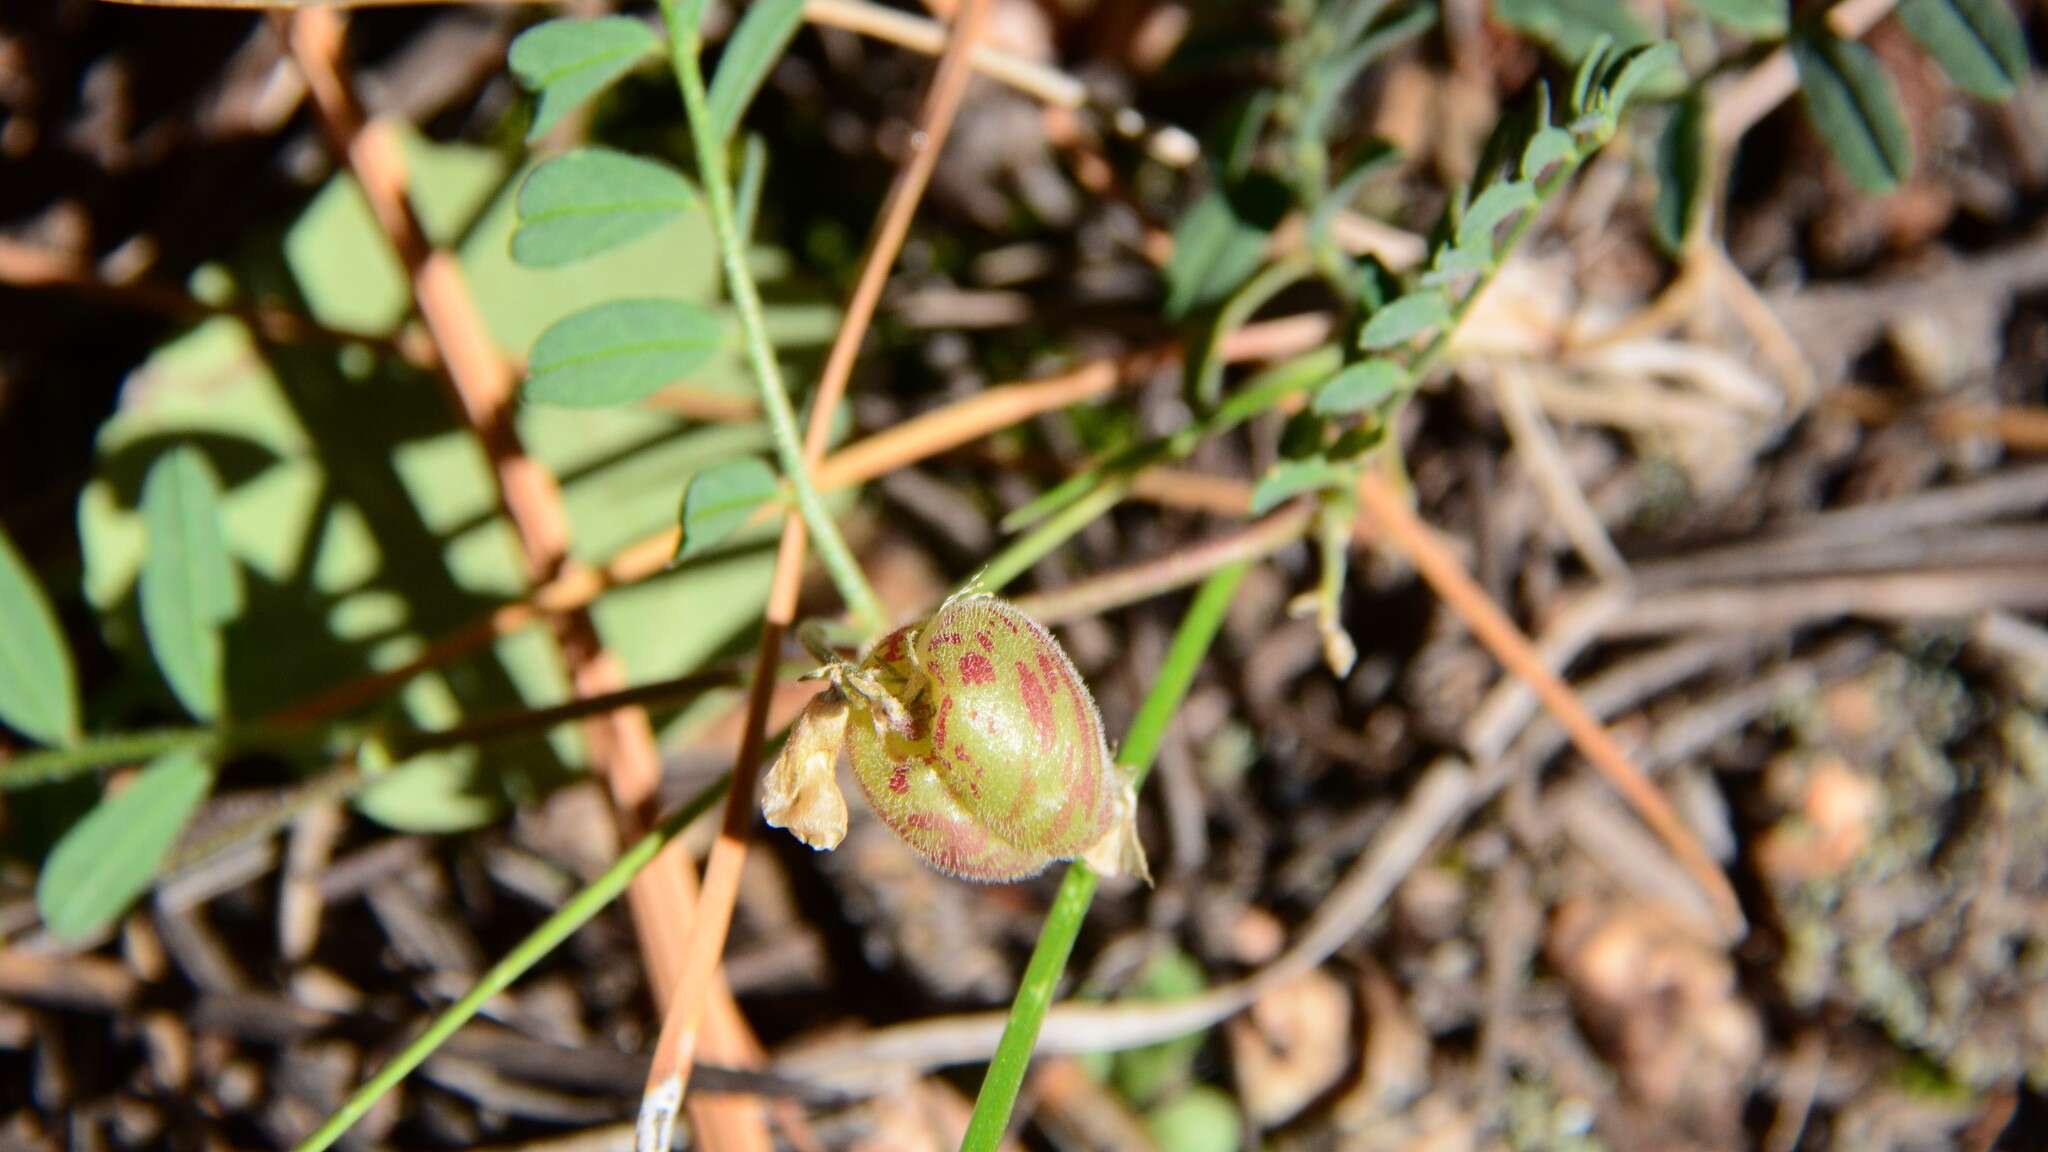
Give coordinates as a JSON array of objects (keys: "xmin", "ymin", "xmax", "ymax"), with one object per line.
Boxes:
[
  {"xmin": 1793, "ymin": 33, "xmax": 1914, "ymax": 193},
  {"xmin": 139, "ymin": 447, "xmax": 241, "ymax": 722},
  {"xmin": 1456, "ymin": 179, "xmax": 1538, "ymax": 255},
  {"xmin": 1250, "ymin": 457, "xmax": 1351, "ymax": 514},
  {"xmin": 1653, "ymin": 89, "xmax": 1707, "ymax": 253},
  {"xmin": 675, "ymin": 456, "xmax": 780, "ymax": 560},
  {"xmin": 524, "ymin": 298, "xmax": 726, "ymax": 407},
  {"xmin": 0, "ymin": 525, "xmax": 78, "ymax": 746},
  {"xmin": 509, "ymin": 17, "xmax": 662, "ymax": 140},
  {"xmin": 511, "ymin": 149, "xmax": 699, "ymax": 268},
  {"xmin": 1312, "ymin": 359, "xmax": 1409, "ymax": 415},
  {"xmin": 36, "ymin": 750, "xmax": 215, "ymax": 942},
  {"xmin": 1897, "ymin": 0, "xmax": 2030, "ymax": 100},
  {"xmin": 706, "ymin": 0, "xmax": 807, "ymax": 142},
  {"xmin": 1359, "ymin": 289, "xmax": 1451, "ymax": 350}
]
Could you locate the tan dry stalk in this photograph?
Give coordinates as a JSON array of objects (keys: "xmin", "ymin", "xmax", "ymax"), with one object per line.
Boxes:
[
  {"xmin": 276, "ymin": 12, "xmax": 774, "ymax": 1150},
  {"xmin": 1351, "ymin": 472, "xmax": 1746, "ymax": 937}
]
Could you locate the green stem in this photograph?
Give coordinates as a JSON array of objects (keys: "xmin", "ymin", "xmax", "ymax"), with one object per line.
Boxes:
[
  {"xmin": 994, "ymin": 342, "xmax": 1340, "ymax": 544},
  {"xmin": 293, "ymin": 774, "xmax": 730, "ymax": 1152},
  {"xmin": 978, "ymin": 480, "xmax": 1131, "ymax": 595},
  {"xmin": 958, "ymin": 562, "xmax": 1249, "ymax": 1151},
  {"xmin": 659, "ymin": 0, "xmax": 887, "ymax": 638}
]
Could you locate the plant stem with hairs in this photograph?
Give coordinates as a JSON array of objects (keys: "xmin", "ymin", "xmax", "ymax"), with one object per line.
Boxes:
[
  {"xmin": 959, "ymin": 562, "xmax": 1250, "ymax": 1150},
  {"xmin": 658, "ymin": 0, "xmax": 886, "ymax": 638}
]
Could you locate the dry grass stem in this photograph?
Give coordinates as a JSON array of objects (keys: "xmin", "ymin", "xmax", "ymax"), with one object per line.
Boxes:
[
  {"xmin": 1489, "ymin": 360, "xmax": 1631, "ymax": 583},
  {"xmin": 1351, "ymin": 472, "xmax": 1747, "ymax": 938},
  {"xmin": 278, "ymin": 12, "xmax": 773, "ymax": 1150}
]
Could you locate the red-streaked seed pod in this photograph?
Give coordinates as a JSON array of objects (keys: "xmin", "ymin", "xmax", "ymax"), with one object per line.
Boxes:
[{"xmin": 761, "ymin": 594, "xmax": 1149, "ymax": 883}]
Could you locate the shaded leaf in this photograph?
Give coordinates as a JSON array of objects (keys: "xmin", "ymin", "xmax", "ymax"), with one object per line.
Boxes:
[
  {"xmin": 1685, "ymin": 0, "xmax": 1787, "ymax": 35},
  {"xmin": 1359, "ymin": 290, "xmax": 1451, "ymax": 350},
  {"xmin": 1300, "ymin": 5, "xmax": 1439, "ymax": 145},
  {"xmin": 1251, "ymin": 458, "xmax": 1351, "ymax": 514},
  {"xmin": 356, "ymin": 750, "xmax": 505, "ymax": 834},
  {"xmin": 1897, "ymin": 0, "xmax": 2029, "ymax": 99},
  {"xmin": 1493, "ymin": 0, "xmax": 1650, "ymax": 64},
  {"xmin": 676, "ymin": 456, "xmax": 780, "ymax": 561},
  {"xmin": 509, "ymin": 17, "xmax": 661, "ymax": 141},
  {"xmin": 1113, "ymin": 949, "xmax": 1210, "ymax": 1106},
  {"xmin": 1163, "ymin": 176, "xmax": 1289, "ymax": 320},
  {"xmin": 1794, "ymin": 34, "xmax": 1913, "ymax": 193},
  {"xmin": 512, "ymin": 149, "xmax": 697, "ymax": 268},
  {"xmin": 707, "ymin": 0, "xmax": 806, "ymax": 141},
  {"xmin": 140, "ymin": 447, "xmax": 240, "ymax": 722},
  {"xmin": 525, "ymin": 299, "xmax": 725, "ymax": 407},
  {"xmin": 36, "ymin": 750, "xmax": 214, "ymax": 942},
  {"xmin": 1653, "ymin": 89, "xmax": 1707, "ymax": 253},
  {"xmin": 0, "ymin": 526, "xmax": 78, "ymax": 746},
  {"xmin": 1312, "ymin": 359, "xmax": 1409, "ymax": 414}
]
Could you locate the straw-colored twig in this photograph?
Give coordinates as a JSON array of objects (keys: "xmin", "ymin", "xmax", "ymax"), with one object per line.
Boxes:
[
  {"xmin": 277, "ymin": 12, "xmax": 772, "ymax": 1151},
  {"xmin": 1489, "ymin": 359, "xmax": 1631, "ymax": 583},
  {"xmin": 1012, "ymin": 501, "xmax": 1313, "ymax": 625},
  {"xmin": 268, "ymin": 312, "xmax": 1323, "ymax": 733},
  {"xmin": 1351, "ymin": 472, "xmax": 1746, "ymax": 937}
]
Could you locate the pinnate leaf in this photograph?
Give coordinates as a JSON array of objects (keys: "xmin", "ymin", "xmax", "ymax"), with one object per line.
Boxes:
[
  {"xmin": 509, "ymin": 17, "xmax": 661, "ymax": 141},
  {"xmin": 1794, "ymin": 34, "xmax": 1913, "ymax": 193},
  {"xmin": 707, "ymin": 0, "xmax": 806, "ymax": 141},
  {"xmin": 37, "ymin": 750, "xmax": 214, "ymax": 942},
  {"xmin": 1359, "ymin": 290, "xmax": 1451, "ymax": 350},
  {"xmin": 1312, "ymin": 360, "xmax": 1409, "ymax": 415},
  {"xmin": 1897, "ymin": 0, "xmax": 2029, "ymax": 99},
  {"xmin": 0, "ymin": 526, "xmax": 78, "ymax": 746},
  {"xmin": 140, "ymin": 447, "xmax": 240, "ymax": 722},
  {"xmin": 512, "ymin": 149, "xmax": 697, "ymax": 268},
  {"xmin": 525, "ymin": 299, "xmax": 724, "ymax": 407},
  {"xmin": 676, "ymin": 457, "xmax": 780, "ymax": 561}
]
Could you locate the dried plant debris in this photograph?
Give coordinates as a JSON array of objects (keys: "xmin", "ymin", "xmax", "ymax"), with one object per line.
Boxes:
[{"xmin": 3, "ymin": 1, "xmax": 2046, "ymax": 1150}]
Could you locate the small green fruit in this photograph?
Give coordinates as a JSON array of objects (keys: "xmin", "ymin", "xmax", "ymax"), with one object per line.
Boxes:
[{"xmin": 761, "ymin": 594, "xmax": 1149, "ymax": 883}]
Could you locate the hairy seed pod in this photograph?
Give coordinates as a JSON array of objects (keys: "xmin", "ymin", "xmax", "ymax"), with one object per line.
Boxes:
[{"xmin": 761, "ymin": 594, "xmax": 1149, "ymax": 883}]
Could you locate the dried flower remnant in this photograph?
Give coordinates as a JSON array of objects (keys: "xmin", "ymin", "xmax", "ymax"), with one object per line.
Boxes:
[{"xmin": 762, "ymin": 594, "xmax": 1149, "ymax": 883}]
